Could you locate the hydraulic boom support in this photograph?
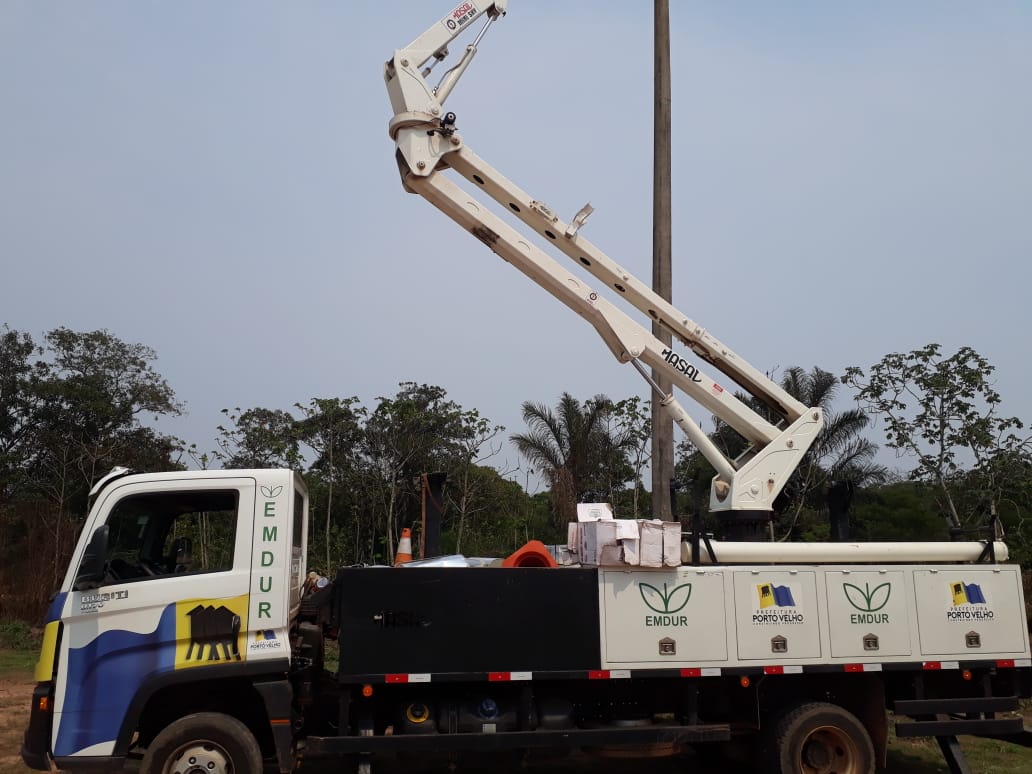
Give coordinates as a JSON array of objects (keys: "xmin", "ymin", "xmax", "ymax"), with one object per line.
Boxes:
[{"xmin": 385, "ymin": 1, "xmax": 823, "ymax": 515}]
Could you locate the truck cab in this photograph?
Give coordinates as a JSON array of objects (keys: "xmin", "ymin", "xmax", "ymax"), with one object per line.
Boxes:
[{"xmin": 22, "ymin": 468, "xmax": 308, "ymax": 773}]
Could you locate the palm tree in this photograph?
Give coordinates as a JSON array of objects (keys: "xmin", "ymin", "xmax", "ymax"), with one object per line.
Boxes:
[
  {"xmin": 775, "ymin": 367, "xmax": 887, "ymax": 538},
  {"xmin": 511, "ymin": 393, "xmax": 632, "ymax": 528},
  {"xmin": 677, "ymin": 366, "xmax": 887, "ymax": 538},
  {"xmin": 781, "ymin": 367, "xmax": 884, "ymax": 479}
]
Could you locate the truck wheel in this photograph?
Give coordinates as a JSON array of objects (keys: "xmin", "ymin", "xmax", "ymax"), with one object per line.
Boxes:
[
  {"xmin": 770, "ymin": 702, "xmax": 874, "ymax": 774},
  {"xmin": 141, "ymin": 711, "xmax": 263, "ymax": 774}
]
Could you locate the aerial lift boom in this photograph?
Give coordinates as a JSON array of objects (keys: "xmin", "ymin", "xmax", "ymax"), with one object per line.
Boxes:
[{"xmin": 385, "ymin": 1, "xmax": 822, "ymax": 517}]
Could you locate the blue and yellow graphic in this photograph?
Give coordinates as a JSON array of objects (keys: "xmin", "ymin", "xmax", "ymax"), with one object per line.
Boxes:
[
  {"xmin": 757, "ymin": 583, "xmax": 796, "ymax": 608},
  {"xmin": 56, "ymin": 604, "xmax": 177, "ymax": 756},
  {"xmin": 56, "ymin": 595, "xmax": 250, "ymax": 756},
  {"xmin": 950, "ymin": 581, "xmax": 987, "ymax": 606},
  {"xmin": 174, "ymin": 594, "xmax": 249, "ymax": 669}
]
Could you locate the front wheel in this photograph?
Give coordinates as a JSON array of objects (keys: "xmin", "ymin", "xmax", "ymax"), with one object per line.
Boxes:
[
  {"xmin": 770, "ymin": 702, "xmax": 874, "ymax": 774},
  {"xmin": 140, "ymin": 711, "xmax": 263, "ymax": 774}
]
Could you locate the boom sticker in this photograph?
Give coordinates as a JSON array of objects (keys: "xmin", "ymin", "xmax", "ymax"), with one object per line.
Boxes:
[{"xmin": 442, "ymin": 2, "xmax": 478, "ymax": 32}]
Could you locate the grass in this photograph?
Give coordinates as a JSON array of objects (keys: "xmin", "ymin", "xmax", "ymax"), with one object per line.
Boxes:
[
  {"xmin": 887, "ymin": 726, "xmax": 1032, "ymax": 773},
  {"xmin": 0, "ymin": 650, "xmax": 35, "ymax": 674}
]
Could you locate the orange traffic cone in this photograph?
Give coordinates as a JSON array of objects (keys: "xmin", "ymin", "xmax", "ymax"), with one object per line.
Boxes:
[{"xmin": 394, "ymin": 528, "xmax": 413, "ymax": 566}]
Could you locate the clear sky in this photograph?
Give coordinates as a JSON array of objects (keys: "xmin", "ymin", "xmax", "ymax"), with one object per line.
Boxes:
[{"xmin": 2, "ymin": 1, "xmax": 1030, "ymax": 480}]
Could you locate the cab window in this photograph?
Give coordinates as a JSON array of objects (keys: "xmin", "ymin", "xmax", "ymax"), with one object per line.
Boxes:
[{"xmin": 100, "ymin": 490, "xmax": 239, "ymax": 584}]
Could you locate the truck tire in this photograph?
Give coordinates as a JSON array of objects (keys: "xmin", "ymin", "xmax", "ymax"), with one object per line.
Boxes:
[
  {"xmin": 140, "ymin": 711, "xmax": 263, "ymax": 774},
  {"xmin": 769, "ymin": 701, "xmax": 874, "ymax": 774}
]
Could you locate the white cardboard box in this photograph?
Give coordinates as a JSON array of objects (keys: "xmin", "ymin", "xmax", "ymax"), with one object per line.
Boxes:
[
  {"xmin": 663, "ymin": 521, "xmax": 682, "ymax": 567},
  {"xmin": 579, "ymin": 519, "xmax": 619, "ymax": 565},
  {"xmin": 577, "ymin": 502, "xmax": 614, "ymax": 522},
  {"xmin": 567, "ymin": 516, "xmax": 643, "ymax": 566},
  {"xmin": 638, "ymin": 519, "xmax": 665, "ymax": 568}
]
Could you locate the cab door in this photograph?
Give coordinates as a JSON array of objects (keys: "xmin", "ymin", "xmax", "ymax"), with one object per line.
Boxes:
[{"xmin": 50, "ymin": 476, "xmax": 255, "ymax": 759}]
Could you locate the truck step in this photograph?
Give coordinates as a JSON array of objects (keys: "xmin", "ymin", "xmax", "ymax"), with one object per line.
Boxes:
[
  {"xmin": 895, "ymin": 717, "xmax": 1024, "ymax": 738},
  {"xmin": 894, "ymin": 696, "xmax": 1019, "ymax": 715},
  {"xmin": 304, "ymin": 722, "xmax": 732, "ymax": 755}
]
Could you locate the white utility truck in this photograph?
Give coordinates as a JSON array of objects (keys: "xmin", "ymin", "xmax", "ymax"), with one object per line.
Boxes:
[{"xmin": 22, "ymin": 2, "xmax": 1032, "ymax": 773}]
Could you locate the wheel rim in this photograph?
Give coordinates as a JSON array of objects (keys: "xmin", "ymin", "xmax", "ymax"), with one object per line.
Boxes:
[
  {"xmin": 798, "ymin": 724, "xmax": 861, "ymax": 774},
  {"xmin": 163, "ymin": 739, "xmax": 233, "ymax": 774}
]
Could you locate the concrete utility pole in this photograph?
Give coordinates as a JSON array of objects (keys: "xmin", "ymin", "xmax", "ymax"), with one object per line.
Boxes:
[{"xmin": 651, "ymin": 0, "xmax": 674, "ymax": 520}]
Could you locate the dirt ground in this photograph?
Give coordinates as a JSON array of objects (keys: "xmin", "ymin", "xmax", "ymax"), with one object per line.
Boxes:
[{"xmin": 0, "ymin": 671, "xmax": 33, "ymax": 774}]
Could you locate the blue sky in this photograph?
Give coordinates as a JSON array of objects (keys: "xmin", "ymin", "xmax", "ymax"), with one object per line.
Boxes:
[{"xmin": 2, "ymin": 1, "xmax": 1030, "ymax": 481}]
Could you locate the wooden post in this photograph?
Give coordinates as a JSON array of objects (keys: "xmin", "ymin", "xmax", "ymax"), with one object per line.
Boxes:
[{"xmin": 651, "ymin": 0, "xmax": 674, "ymax": 520}]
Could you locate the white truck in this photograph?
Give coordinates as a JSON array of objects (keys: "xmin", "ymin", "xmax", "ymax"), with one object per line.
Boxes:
[{"xmin": 22, "ymin": 2, "xmax": 1032, "ymax": 773}]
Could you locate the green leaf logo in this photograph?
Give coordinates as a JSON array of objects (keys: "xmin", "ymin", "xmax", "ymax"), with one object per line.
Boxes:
[
  {"xmin": 843, "ymin": 582, "xmax": 891, "ymax": 613},
  {"xmin": 260, "ymin": 485, "xmax": 283, "ymax": 498},
  {"xmin": 639, "ymin": 582, "xmax": 692, "ymax": 614}
]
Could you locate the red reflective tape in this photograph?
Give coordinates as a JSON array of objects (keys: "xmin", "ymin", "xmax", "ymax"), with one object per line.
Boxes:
[
  {"xmin": 488, "ymin": 672, "xmax": 510, "ymax": 682},
  {"xmin": 997, "ymin": 660, "xmax": 1015, "ymax": 669},
  {"xmin": 763, "ymin": 666, "xmax": 784, "ymax": 675},
  {"xmin": 681, "ymin": 668, "xmax": 702, "ymax": 678},
  {"xmin": 385, "ymin": 674, "xmax": 409, "ymax": 683},
  {"xmin": 844, "ymin": 664, "xmax": 864, "ymax": 673},
  {"xmin": 923, "ymin": 662, "xmax": 942, "ymax": 671},
  {"xmin": 588, "ymin": 670, "xmax": 610, "ymax": 680}
]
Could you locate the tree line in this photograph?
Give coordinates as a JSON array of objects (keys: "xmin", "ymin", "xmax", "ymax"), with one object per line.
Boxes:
[{"xmin": 2, "ymin": 323, "xmax": 1030, "ymax": 622}]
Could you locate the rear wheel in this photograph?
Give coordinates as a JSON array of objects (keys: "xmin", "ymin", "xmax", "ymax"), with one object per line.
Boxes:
[
  {"xmin": 770, "ymin": 702, "xmax": 874, "ymax": 774},
  {"xmin": 140, "ymin": 711, "xmax": 262, "ymax": 774}
]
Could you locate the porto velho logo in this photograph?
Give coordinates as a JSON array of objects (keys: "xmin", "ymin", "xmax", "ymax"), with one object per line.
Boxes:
[
  {"xmin": 843, "ymin": 582, "xmax": 891, "ymax": 624},
  {"xmin": 639, "ymin": 582, "xmax": 692, "ymax": 627},
  {"xmin": 946, "ymin": 581, "xmax": 993, "ymax": 622},
  {"xmin": 752, "ymin": 583, "xmax": 804, "ymax": 625}
]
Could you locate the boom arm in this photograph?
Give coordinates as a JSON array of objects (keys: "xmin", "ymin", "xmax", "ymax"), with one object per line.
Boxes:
[{"xmin": 385, "ymin": 2, "xmax": 823, "ymax": 514}]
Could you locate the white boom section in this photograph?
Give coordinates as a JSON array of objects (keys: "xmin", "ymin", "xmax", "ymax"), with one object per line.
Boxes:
[
  {"xmin": 385, "ymin": 2, "xmax": 823, "ymax": 513},
  {"xmin": 683, "ymin": 540, "xmax": 1009, "ymax": 565}
]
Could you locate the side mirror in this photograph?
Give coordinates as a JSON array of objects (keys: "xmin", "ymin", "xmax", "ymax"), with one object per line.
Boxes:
[{"xmin": 74, "ymin": 525, "xmax": 110, "ymax": 589}]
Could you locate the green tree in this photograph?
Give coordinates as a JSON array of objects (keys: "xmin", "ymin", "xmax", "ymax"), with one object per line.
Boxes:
[
  {"xmin": 31, "ymin": 327, "xmax": 183, "ymax": 497},
  {"xmin": 844, "ymin": 344, "xmax": 1030, "ymax": 530},
  {"xmin": 441, "ymin": 465, "xmax": 528, "ymax": 556},
  {"xmin": 294, "ymin": 397, "xmax": 366, "ymax": 571},
  {"xmin": 0, "ymin": 326, "xmax": 40, "ymax": 504},
  {"xmin": 610, "ymin": 396, "xmax": 652, "ymax": 518},
  {"xmin": 1, "ymin": 326, "xmax": 183, "ymax": 608},
  {"xmin": 215, "ymin": 407, "xmax": 301, "ymax": 469},
  {"xmin": 511, "ymin": 393, "xmax": 634, "ymax": 529},
  {"xmin": 443, "ymin": 409, "xmax": 509, "ymax": 554},
  {"xmin": 851, "ymin": 480, "xmax": 947, "ymax": 542},
  {"xmin": 360, "ymin": 383, "xmax": 477, "ymax": 562}
]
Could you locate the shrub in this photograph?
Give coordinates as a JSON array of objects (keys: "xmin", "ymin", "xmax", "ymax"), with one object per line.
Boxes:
[{"xmin": 0, "ymin": 618, "xmax": 39, "ymax": 650}]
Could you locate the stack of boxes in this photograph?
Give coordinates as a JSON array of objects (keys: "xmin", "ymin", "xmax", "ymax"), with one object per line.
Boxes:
[{"xmin": 566, "ymin": 504, "xmax": 681, "ymax": 568}]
